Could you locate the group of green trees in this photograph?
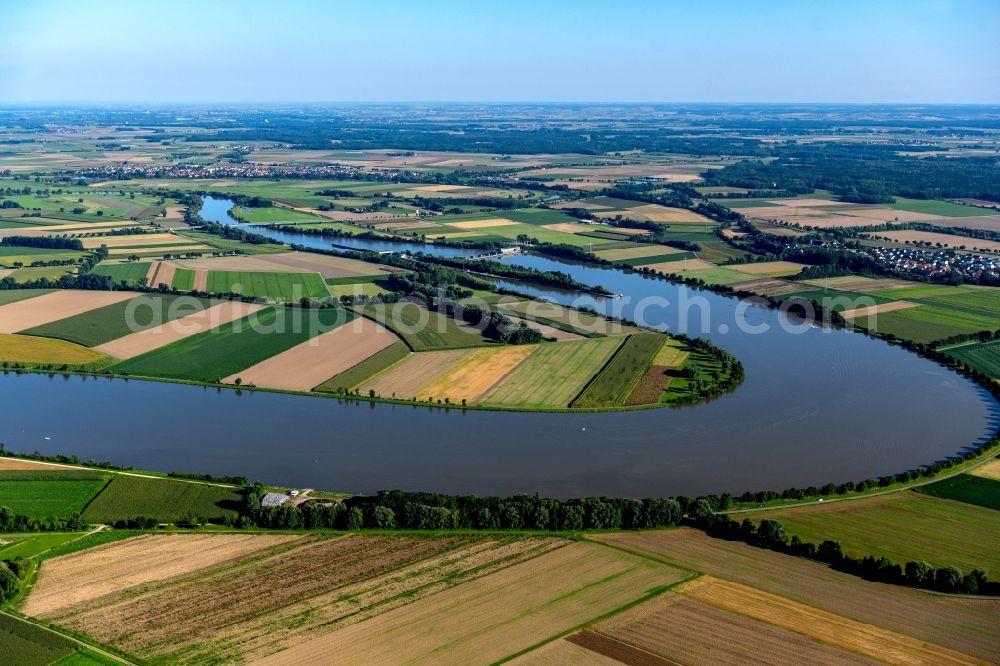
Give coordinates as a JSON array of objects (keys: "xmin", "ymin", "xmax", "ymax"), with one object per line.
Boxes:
[
  {"xmin": 0, "ymin": 506, "xmax": 87, "ymax": 533},
  {"xmin": 0, "ymin": 557, "xmax": 30, "ymax": 604},
  {"xmin": 1, "ymin": 235, "xmax": 83, "ymax": 250}
]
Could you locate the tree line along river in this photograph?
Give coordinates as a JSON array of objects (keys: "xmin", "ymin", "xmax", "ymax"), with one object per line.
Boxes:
[{"xmin": 0, "ymin": 196, "xmax": 994, "ymax": 499}]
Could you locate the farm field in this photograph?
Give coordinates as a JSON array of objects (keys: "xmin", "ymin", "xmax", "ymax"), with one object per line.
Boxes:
[
  {"xmin": 0, "ymin": 531, "xmax": 91, "ymax": 559},
  {"xmin": 22, "ymin": 294, "xmax": 211, "ymax": 347},
  {"xmin": 943, "ymin": 339, "xmax": 1000, "ymax": 376},
  {"xmin": 590, "ymin": 529, "xmax": 1000, "ymax": 661},
  {"xmin": 351, "ymin": 301, "xmax": 495, "ymax": 349},
  {"xmin": 222, "ymin": 316, "xmax": 399, "ymax": 391},
  {"xmin": 497, "ymin": 300, "xmax": 638, "ymax": 336},
  {"xmin": 750, "ymin": 491, "xmax": 1000, "ymax": 572},
  {"xmin": 971, "ymin": 458, "xmax": 1000, "ymax": 480},
  {"xmin": 0, "ymin": 613, "xmax": 78, "ymax": 666},
  {"xmin": 358, "ymin": 348, "xmax": 472, "ymax": 399},
  {"xmin": 205, "ymin": 269, "xmax": 330, "ymax": 300},
  {"xmin": 80, "ymin": 474, "xmax": 243, "ymax": 523},
  {"xmin": 89, "ymin": 261, "xmax": 151, "ymax": 286},
  {"xmin": 481, "ymin": 337, "xmax": 624, "ymax": 408},
  {"xmin": 573, "ymin": 333, "xmax": 666, "ymax": 408},
  {"xmin": 174, "ymin": 251, "xmax": 391, "ymax": 279},
  {"xmin": 110, "ymin": 306, "xmax": 353, "ymax": 382},
  {"xmin": 0, "ymin": 288, "xmax": 53, "ymax": 306},
  {"xmin": 0, "ymin": 333, "xmax": 109, "ymax": 366},
  {"xmin": 915, "ymin": 474, "xmax": 1000, "ymax": 511},
  {"xmin": 315, "ymin": 340, "xmax": 410, "ymax": 392},
  {"xmin": 22, "ymin": 534, "xmax": 600, "ymax": 665},
  {"xmin": 415, "ymin": 344, "xmax": 538, "ymax": 404},
  {"xmin": 0, "ymin": 290, "xmax": 137, "ymax": 334},
  {"xmin": 0, "ymin": 470, "xmax": 109, "ymax": 519},
  {"xmin": 582, "ymin": 591, "xmax": 880, "ymax": 666},
  {"xmin": 251, "ymin": 539, "xmax": 685, "ymax": 666},
  {"xmin": 93, "ymin": 301, "xmax": 265, "ymax": 359}
]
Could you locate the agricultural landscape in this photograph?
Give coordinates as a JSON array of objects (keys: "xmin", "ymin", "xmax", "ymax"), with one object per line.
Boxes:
[{"xmin": 3, "ymin": 1, "xmax": 1000, "ymax": 664}]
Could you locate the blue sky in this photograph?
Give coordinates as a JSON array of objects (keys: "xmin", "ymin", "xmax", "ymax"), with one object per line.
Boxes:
[{"xmin": 1, "ymin": 0, "xmax": 997, "ymax": 104}]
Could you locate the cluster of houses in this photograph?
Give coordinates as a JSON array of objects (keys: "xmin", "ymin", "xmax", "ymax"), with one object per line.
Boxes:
[
  {"xmin": 76, "ymin": 161, "xmax": 367, "ymax": 181},
  {"xmin": 866, "ymin": 245, "xmax": 1000, "ymax": 280}
]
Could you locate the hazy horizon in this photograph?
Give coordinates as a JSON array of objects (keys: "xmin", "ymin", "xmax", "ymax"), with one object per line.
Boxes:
[{"xmin": 2, "ymin": 0, "xmax": 998, "ymax": 105}]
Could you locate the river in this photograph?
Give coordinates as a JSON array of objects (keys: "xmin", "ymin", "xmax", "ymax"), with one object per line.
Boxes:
[{"xmin": 0, "ymin": 197, "xmax": 994, "ymax": 498}]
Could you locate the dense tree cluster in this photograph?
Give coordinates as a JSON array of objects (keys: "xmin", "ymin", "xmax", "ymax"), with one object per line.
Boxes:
[
  {"xmin": 1, "ymin": 235, "xmax": 83, "ymax": 250},
  {"xmin": 0, "ymin": 506, "xmax": 86, "ymax": 533},
  {"xmin": 0, "ymin": 557, "xmax": 30, "ymax": 604}
]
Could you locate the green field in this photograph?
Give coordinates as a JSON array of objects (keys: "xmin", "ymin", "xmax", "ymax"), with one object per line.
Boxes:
[
  {"xmin": 0, "ymin": 246, "xmax": 86, "ymax": 268},
  {"xmin": 232, "ymin": 206, "xmax": 322, "ymax": 223},
  {"xmin": 352, "ymin": 302, "xmax": 494, "ymax": 350},
  {"xmin": 572, "ymin": 333, "xmax": 666, "ymax": 408},
  {"xmin": 205, "ymin": 270, "xmax": 330, "ymax": 300},
  {"xmin": 0, "ymin": 532, "xmax": 89, "ymax": 559},
  {"xmin": 754, "ymin": 491, "xmax": 1000, "ymax": 572},
  {"xmin": 81, "ymin": 474, "xmax": 242, "ymax": 523},
  {"xmin": 681, "ymin": 267, "xmax": 753, "ymax": 285},
  {"xmin": 0, "ymin": 289, "xmax": 53, "ymax": 306},
  {"xmin": 111, "ymin": 306, "xmax": 354, "ymax": 382},
  {"xmin": 52, "ymin": 649, "xmax": 123, "ymax": 666},
  {"xmin": 915, "ymin": 474, "xmax": 1000, "ymax": 511},
  {"xmin": 0, "ymin": 471, "xmax": 109, "ymax": 519},
  {"xmin": 22, "ymin": 295, "xmax": 211, "ymax": 347},
  {"xmin": 500, "ymin": 208, "xmax": 578, "ymax": 225},
  {"xmin": 172, "ymin": 267, "xmax": 196, "ymax": 291},
  {"xmin": 889, "ymin": 197, "xmax": 988, "ymax": 218},
  {"xmin": 315, "ymin": 340, "xmax": 410, "ymax": 392},
  {"xmin": 943, "ymin": 339, "xmax": 1000, "ymax": 377},
  {"xmin": 482, "ymin": 337, "xmax": 624, "ymax": 408},
  {"xmin": 89, "ymin": 262, "xmax": 151, "ymax": 286},
  {"xmin": 0, "ymin": 614, "xmax": 77, "ymax": 666},
  {"xmin": 853, "ymin": 303, "xmax": 1000, "ymax": 343}
]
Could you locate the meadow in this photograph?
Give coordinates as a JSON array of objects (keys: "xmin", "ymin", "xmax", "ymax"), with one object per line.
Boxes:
[
  {"xmin": 111, "ymin": 306, "xmax": 354, "ymax": 383},
  {"xmin": 0, "ymin": 613, "xmax": 77, "ymax": 666},
  {"xmin": 89, "ymin": 262, "xmax": 151, "ymax": 286},
  {"xmin": 0, "ymin": 470, "xmax": 109, "ymax": 519},
  {"xmin": 80, "ymin": 475, "xmax": 242, "ymax": 523},
  {"xmin": 751, "ymin": 490, "xmax": 1000, "ymax": 572}
]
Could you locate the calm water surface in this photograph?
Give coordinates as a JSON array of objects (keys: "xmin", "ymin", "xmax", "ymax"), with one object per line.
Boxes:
[{"xmin": 0, "ymin": 197, "xmax": 994, "ymax": 498}]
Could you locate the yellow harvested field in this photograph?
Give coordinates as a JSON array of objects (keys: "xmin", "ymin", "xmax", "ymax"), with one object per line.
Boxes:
[
  {"xmin": 970, "ymin": 458, "xmax": 1000, "ymax": 480},
  {"xmin": 95, "ymin": 301, "xmax": 266, "ymax": 359},
  {"xmin": 628, "ymin": 204, "xmax": 714, "ymax": 223},
  {"xmin": 81, "ymin": 233, "xmax": 186, "ymax": 249},
  {"xmin": 107, "ymin": 244, "xmax": 210, "ymax": 257},
  {"xmin": 0, "ymin": 333, "xmax": 108, "ymax": 365},
  {"xmin": 643, "ymin": 258, "xmax": 715, "ymax": 273},
  {"xmin": 846, "ymin": 208, "xmax": 942, "ymax": 222},
  {"xmin": 840, "ymin": 300, "xmax": 918, "ymax": 319},
  {"xmin": 445, "ymin": 218, "xmax": 519, "ymax": 229},
  {"xmin": 731, "ymin": 261, "xmax": 807, "ymax": 276},
  {"xmin": 873, "ymin": 230, "xmax": 1000, "ymax": 252},
  {"xmin": 25, "ymin": 534, "xmax": 302, "ymax": 618},
  {"xmin": 417, "ymin": 344, "xmax": 538, "ymax": 403},
  {"xmin": 359, "ymin": 349, "xmax": 472, "ymax": 399},
  {"xmin": 175, "ymin": 251, "xmax": 390, "ymax": 279},
  {"xmin": 769, "ymin": 198, "xmax": 853, "ymax": 208},
  {"xmin": 0, "ymin": 290, "xmax": 137, "ymax": 333},
  {"xmin": 595, "ymin": 245, "xmax": 682, "ymax": 261},
  {"xmin": 541, "ymin": 222, "xmax": 589, "ymax": 234},
  {"xmin": 251, "ymin": 541, "xmax": 686, "ymax": 666},
  {"xmin": 677, "ymin": 576, "xmax": 989, "ymax": 666},
  {"xmin": 222, "ymin": 318, "xmax": 400, "ymax": 391},
  {"xmin": 795, "ymin": 215, "xmax": 898, "ymax": 229},
  {"xmin": 653, "ymin": 340, "xmax": 689, "ymax": 368}
]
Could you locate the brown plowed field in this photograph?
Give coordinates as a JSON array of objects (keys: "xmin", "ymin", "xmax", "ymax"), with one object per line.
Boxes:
[
  {"xmin": 591, "ymin": 530, "xmax": 1000, "ymax": 661},
  {"xmin": 95, "ymin": 301, "xmax": 266, "ymax": 359},
  {"xmin": 511, "ymin": 638, "xmax": 620, "ymax": 665},
  {"xmin": 0, "ymin": 456, "xmax": 74, "ymax": 471},
  {"xmin": 624, "ymin": 365, "xmax": 672, "ymax": 406},
  {"xmin": 222, "ymin": 317, "xmax": 399, "ymax": 391},
  {"xmin": 596, "ymin": 592, "xmax": 877, "ymax": 665},
  {"xmin": 146, "ymin": 261, "xmax": 177, "ymax": 288},
  {"xmin": 0, "ymin": 290, "xmax": 138, "ymax": 333}
]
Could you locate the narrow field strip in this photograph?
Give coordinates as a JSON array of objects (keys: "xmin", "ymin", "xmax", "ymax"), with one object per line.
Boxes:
[
  {"xmin": 0, "ymin": 291, "xmax": 138, "ymax": 334},
  {"xmin": 417, "ymin": 344, "xmax": 539, "ymax": 404}
]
